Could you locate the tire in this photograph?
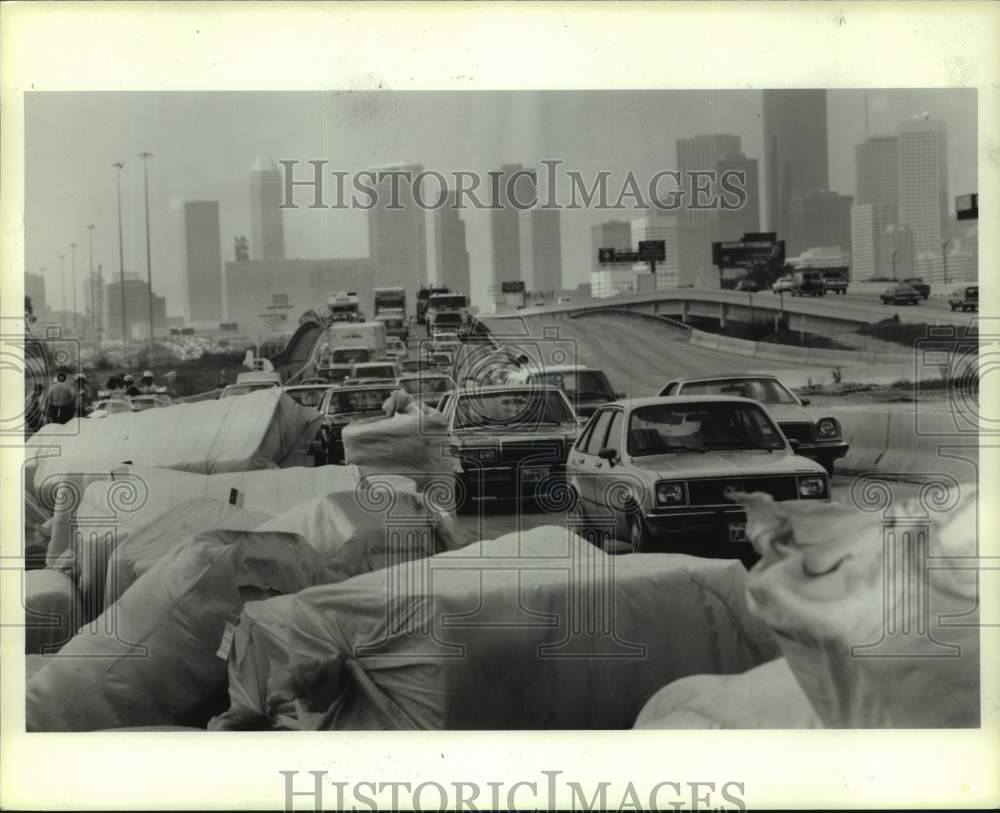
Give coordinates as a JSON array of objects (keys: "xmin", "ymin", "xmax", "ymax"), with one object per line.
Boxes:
[{"xmin": 626, "ymin": 510, "xmax": 650, "ymax": 554}]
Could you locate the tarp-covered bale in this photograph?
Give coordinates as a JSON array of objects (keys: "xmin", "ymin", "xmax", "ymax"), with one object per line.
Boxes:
[
  {"xmin": 254, "ymin": 482, "xmax": 459, "ymax": 581},
  {"xmin": 633, "ymin": 657, "xmax": 822, "ymax": 729},
  {"xmin": 26, "ymin": 529, "xmax": 326, "ymax": 732},
  {"xmin": 737, "ymin": 486, "xmax": 980, "ymax": 728},
  {"xmin": 45, "ymin": 462, "xmax": 362, "ymax": 569},
  {"xmin": 25, "ymin": 569, "xmax": 83, "ymax": 655},
  {"xmin": 26, "ymin": 389, "xmax": 322, "ymax": 546},
  {"xmin": 213, "ymin": 528, "xmax": 778, "ymax": 730},
  {"xmin": 103, "ymin": 498, "xmax": 274, "ymax": 611},
  {"xmin": 342, "ymin": 410, "xmax": 459, "ymax": 503}
]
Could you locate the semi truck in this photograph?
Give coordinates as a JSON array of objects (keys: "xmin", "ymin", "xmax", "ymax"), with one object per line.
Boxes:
[
  {"xmin": 314, "ymin": 321, "xmax": 387, "ymax": 383},
  {"xmin": 373, "ymin": 287, "xmax": 407, "ymax": 318},
  {"xmin": 327, "ymin": 291, "xmax": 363, "ymax": 323},
  {"xmin": 427, "ymin": 291, "xmax": 470, "ymax": 338},
  {"xmin": 416, "ymin": 285, "xmax": 450, "ymax": 326}
]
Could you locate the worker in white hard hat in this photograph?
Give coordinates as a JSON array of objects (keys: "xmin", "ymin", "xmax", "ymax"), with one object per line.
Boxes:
[{"xmin": 139, "ymin": 370, "xmax": 156, "ymax": 394}]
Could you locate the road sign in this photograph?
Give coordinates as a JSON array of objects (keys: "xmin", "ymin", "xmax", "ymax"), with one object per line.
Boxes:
[
  {"xmin": 598, "ymin": 248, "xmax": 640, "ymax": 264},
  {"xmin": 956, "ymin": 193, "xmax": 978, "ymax": 221},
  {"xmin": 501, "ymin": 281, "xmax": 526, "ymax": 293},
  {"xmin": 638, "ymin": 240, "xmax": 666, "ymax": 261},
  {"xmin": 712, "ymin": 234, "xmax": 785, "ymax": 268}
]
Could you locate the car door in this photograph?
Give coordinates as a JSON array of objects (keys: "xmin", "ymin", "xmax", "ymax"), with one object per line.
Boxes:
[
  {"xmin": 581, "ymin": 408, "xmax": 616, "ymax": 509},
  {"xmin": 569, "ymin": 408, "xmax": 611, "ymax": 508},
  {"xmin": 593, "ymin": 407, "xmax": 626, "ymax": 518}
]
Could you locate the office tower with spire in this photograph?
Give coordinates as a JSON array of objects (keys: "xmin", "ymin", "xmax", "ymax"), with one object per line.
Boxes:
[{"xmin": 250, "ymin": 156, "xmax": 286, "ymax": 261}]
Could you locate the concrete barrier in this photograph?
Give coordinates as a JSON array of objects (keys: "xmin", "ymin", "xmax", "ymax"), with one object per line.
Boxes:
[
  {"xmin": 830, "ymin": 410, "xmax": 891, "ymax": 475},
  {"xmin": 689, "ymin": 331, "xmax": 722, "ymax": 351}
]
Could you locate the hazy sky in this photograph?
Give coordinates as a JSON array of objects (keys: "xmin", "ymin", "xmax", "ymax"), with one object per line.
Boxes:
[{"xmin": 25, "ymin": 89, "xmax": 976, "ymax": 316}]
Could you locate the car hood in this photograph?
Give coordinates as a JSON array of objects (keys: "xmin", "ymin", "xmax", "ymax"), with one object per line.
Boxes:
[
  {"xmin": 761, "ymin": 403, "xmax": 813, "ymax": 422},
  {"xmin": 625, "ymin": 450, "xmax": 824, "ymax": 478},
  {"xmin": 451, "ymin": 426, "xmax": 579, "ymax": 445}
]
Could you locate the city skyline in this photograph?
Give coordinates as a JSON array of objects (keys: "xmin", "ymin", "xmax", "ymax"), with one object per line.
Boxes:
[{"xmin": 24, "ymin": 89, "xmax": 976, "ymax": 318}]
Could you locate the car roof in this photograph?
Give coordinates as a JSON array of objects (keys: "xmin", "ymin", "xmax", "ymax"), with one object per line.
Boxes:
[
  {"xmin": 284, "ymin": 383, "xmax": 331, "ymax": 391},
  {"xmin": 528, "ymin": 365, "xmax": 592, "ymax": 374},
  {"xmin": 671, "ymin": 374, "xmax": 781, "ymax": 385},
  {"xmin": 328, "ymin": 383, "xmax": 398, "ymax": 393},
  {"xmin": 614, "ymin": 395, "xmax": 764, "ymax": 409},
  {"xmin": 454, "ymin": 384, "xmax": 565, "ymax": 395}
]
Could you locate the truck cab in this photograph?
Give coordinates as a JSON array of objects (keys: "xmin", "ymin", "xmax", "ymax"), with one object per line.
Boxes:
[{"xmin": 790, "ymin": 270, "xmax": 826, "ymax": 297}]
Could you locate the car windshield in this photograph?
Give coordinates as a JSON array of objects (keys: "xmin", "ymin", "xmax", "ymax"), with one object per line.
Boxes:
[
  {"xmin": 679, "ymin": 378, "xmax": 798, "ymax": 404},
  {"xmin": 328, "ymin": 388, "xmax": 394, "ymax": 415},
  {"xmin": 627, "ymin": 402, "xmax": 786, "ymax": 455},
  {"xmin": 453, "ymin": 389, "xmax": 574, "ymax": 429},
  {"xmin": 398, "ymin": 377, "xmax": 453, "ymax": 396},
  {"xmin": 332, "ymin": 348, "xmax": 370, "ymax": 364},
  {"xmin": 354, "ymin": 365, "xmax": 396, "ymax": 378},
  {"xmin": 538, "ymin": 370, "xmax": 613, "ymax": 399},
  {"xmin": 286, "ymin": 387, "xmax": 327, "ymax": 407}
]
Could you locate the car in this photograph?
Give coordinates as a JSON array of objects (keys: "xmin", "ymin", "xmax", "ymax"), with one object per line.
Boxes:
[
  {"xmin": 735, "ymin": 279, "xmax": 758, "ymax": 292},
  {"xmin": 901, "ymin": 277, "xmax": 931, "ymax": 299},
  {"xmin": 385, "ymin": 336, "xmax": 408, "ymax": 361},
  {"xmin": 87, "ymin": 398, "xmax": 137, "ymax": 418},
  {"xmin": 948, "ymin": 285, "xmax": 978, "ymax": 312},
  {"xmin": 771, "ymin": 276, "xmax": 794, "ymax": 293},
  {"xmin": 395, "ymin": 373, "xmax": 455, "ymax": 408},
  {"xmin": 820, "ymin": 269, "xmax": 849, "ymax": 294},
  {"xmin": 432, "ymin": 330, "xmax": 460, "ymax": 344},
  {"xmin": 789, "ymin": 270, "xmax": 826, "ymax": 297},
  {"xmin": 315, "ymin": 383, "xmax": 400, "ymax": 465},
  {"xmin": 400, "ymin": 359, "xmax": 429, "ymax": 373},
  {"xmin": 347, "ymin": 361, "xmax": 400, "ymax": 383},
  {"xmin": 566, "ymin": 395, "xmax": 830, "ymax": 562},
  {"xmin": 520, "ymin": 365, "xmax": 624, "ymax": 418},
  {"xmin": 438, "ymin": 384, "xmax": 581, "ymax": 512},
  {"xmin": 429, "ymin": 351, "xmax": 454, "ymax": 368},
  {"xmin": 129, "ymin": 393, "xmax": 173, "ymax": 412},
  {"xmin": 282, "ymin": 383, "xmax": 332, "ymax": 409},
  {"xmin": 880, "ymin": 284, "xmax": 921, "ymax": 305},
  {"xmin": 657, "ymin": 374, "xmax": 848, "ymax": 474},
  {"xmin": 300, "ymin": 377, "xmax": 332, "ymax": 386}
]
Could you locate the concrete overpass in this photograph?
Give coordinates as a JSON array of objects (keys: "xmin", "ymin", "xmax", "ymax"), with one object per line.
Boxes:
[{"xmin": 497, "ymin": 287, "xmax": 974, "ymax": 332}]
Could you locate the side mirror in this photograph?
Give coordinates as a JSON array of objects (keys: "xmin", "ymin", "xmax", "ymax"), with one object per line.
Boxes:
[
  {"xmin": 800, "ymin": 398, "xmax": 811, "ymax": 406},
  {"xmin": 788, "ymin": 438, "xmax": 801, "ymax": 452},
  {"xmin": 598, "ymin": 447, "xmax": 618, "ymax": 466}
]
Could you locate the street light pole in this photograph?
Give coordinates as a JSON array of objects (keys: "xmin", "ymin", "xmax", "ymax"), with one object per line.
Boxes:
[
  {"xmin": 87, "ymin": 224, "xmax": 98, "ymax": 354},
  {"xmin": 58, "ymin": 253, "xmax": 66, "ymax": 333},
  {"xmin": 941, "ymin": 239, "xmax": 950, "ymax": 286},
  {"xmin": 139, "ymin": 151, "xmax": 155, "ymax": 370},
  {"xmin": 113, "ymin": 161, "xmax": 128, "ymax": 359},
  {"xmin": 69, "ymin": 242, "xmax": 78, "ymax": 337},
  {"xmin": 891, "ymin": 249, "xmax": 898, "ymax": 282}
]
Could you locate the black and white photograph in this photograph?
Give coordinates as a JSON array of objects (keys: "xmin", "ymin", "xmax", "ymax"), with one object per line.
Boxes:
[{"xmin": 1, "ymin": 3, "xmax": 997, "ymax": 811}]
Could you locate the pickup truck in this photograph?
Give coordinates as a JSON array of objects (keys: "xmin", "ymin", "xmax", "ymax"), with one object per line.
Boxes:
[{"xmin": 789, "ymin": 270, "xmax": 826, "ymax": 297}]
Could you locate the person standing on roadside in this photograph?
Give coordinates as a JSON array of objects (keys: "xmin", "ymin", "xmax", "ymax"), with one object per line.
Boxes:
[
  {"xmin": 74, "ymin": 373, "xmax": 91, "ymax": 417},
  {"xmin": 46, "ymin": 371, "xmax": 77, "ymax": 424},
  {"xmin": 25, "ymin": 383, "xmax": 46, "ymax": 433}
]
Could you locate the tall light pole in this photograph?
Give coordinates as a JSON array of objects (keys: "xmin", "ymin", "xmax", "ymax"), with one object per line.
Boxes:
[
  {"xmin": 58, "ymin": 253, "xmax": 66, "ymax": 333},
  {"xmin": 890, "ymin": 249, "xmax": 898, "ymax": 282},
  {"xmin": 87, "ymin": 224, "xmax": 98, "ymax": 353},
  {"xmin": 139, "ymin": 151, "xmax": 155, "ymax": 370},
  {"xmin": 113, "ymin": 161, "xmax": 128, "ymax": 358},
  {"xmin": 941, "ymin": 239, "xmax": 950, "ymax": 286},
  {"xmin": 69, "ymin": 242, "xmax": 78, "ymax": 337}
]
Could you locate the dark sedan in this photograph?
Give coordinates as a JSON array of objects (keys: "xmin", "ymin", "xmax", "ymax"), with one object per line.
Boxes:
[
  {"xmin": 880, "ymin": 284, "xmax": 922, "ymax": 305},
  {"xmin": 315, "ymin": 384, "xmax": 398, "ymax": 465}
]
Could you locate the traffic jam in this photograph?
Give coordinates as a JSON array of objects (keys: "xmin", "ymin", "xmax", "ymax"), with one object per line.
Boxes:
[{"xmin": 22, "ymin": 285, "xmax": 977, "ymax": 733}]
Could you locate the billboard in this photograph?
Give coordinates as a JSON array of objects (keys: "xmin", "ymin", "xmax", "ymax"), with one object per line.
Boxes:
[
  {"xmin": 712, "ymin": 233, "xmax": 785, "ymax": 268},
  {"xmin": 501, "ymin": 281, "xmax": 526, "ymax": 293}
]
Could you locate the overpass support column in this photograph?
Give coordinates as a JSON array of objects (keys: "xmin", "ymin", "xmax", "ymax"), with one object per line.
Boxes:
[
  {"xmin": 680, "ymin": 299, "xmax": 689, "ymax": 323},
  {"xmin": 719, "ymin": 302, "xmax": 727, "ymax": 329}
]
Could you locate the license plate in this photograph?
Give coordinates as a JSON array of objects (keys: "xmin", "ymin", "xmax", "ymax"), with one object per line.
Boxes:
[
  {"xmin": 728, "ymin": 522, "xmax": 748, "ymax": 543},
  {"xmin": 522, "ymin": 467, "xmax": 549, "ymax": 483}
]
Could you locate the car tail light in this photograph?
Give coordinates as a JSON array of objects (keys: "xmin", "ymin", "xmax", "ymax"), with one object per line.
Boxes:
[
  {"xmin": 816, "ymin": 418, "xmax": 840, "ymax": 438},
  {"xmin": 655, "ymin": 481, "xmax": 686, "ymax": 507},
  {"xmin": 798, "ymin": 476, "xmax": 827, "ymax": 498}
]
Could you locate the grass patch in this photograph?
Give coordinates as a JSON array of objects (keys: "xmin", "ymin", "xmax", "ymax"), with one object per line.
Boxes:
[
  {"xmin": 857, "ymin": 319, "xmax": 979, "ymax": 349},
  {"xmin": 684, "ymin": 316, "xmax": 855, "ymax": 350}
]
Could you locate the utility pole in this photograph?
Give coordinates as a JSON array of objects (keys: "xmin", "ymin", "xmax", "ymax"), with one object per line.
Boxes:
[
  {"xmin": 58, "ymin": 253, "xmax": 66, "ymax": 333},
  {"xmin": 69, "ymin": 242, "xmax": 78, "ymax": 336},
  {"xmin": 891, "ymin": 249, "xmax": 898, "ymax": 282},
  {"xmin": 113, "ymin": 161, "xmax": 128, "ymax": 359},
  {"xmin": 87, "ymin": 224, "xmax": 98, "ymax": 354},
  {"xmin": 941, "ymin": 239, "xmax": 950, "ymax": 286},
  {"xmin": 139, "ymin": 151, "xmax": 155, "ymax": 370}
]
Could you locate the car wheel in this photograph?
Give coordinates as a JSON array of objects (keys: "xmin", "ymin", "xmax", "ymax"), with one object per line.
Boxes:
[{"xmin": 626, "ymin": 511, "xmax": 649, "ymax": 554}]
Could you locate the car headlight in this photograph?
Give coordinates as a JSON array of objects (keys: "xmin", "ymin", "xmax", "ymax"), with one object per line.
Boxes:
[
  {"xmin": 457, "ymin": 446, "xmax": 497, "ymax": 462},
  {"xmin": 816, "ymin": 417, "xmax": 840, "ymax": 439},
  {"xmin": 655, "ymin": 481, "xmax": 686, "ymax": 507},
  {"xmin": 798, "ymin": 476, "xmax": 827, "ymax": 498}
]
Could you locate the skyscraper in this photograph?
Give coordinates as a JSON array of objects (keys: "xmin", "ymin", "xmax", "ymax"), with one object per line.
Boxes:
[
  {"xmin": 490, "ymin": 163, "xmax": 535, "ymax": 287},
  {"xmin": 590, "ymin": 220, "xmax": 634, "ymax": 298},
  {"xmin": 675, "ymin": 134, "xmax": 742, "ymax": 285},
  {"xmin": 184, "ymin": 201, "xmax": 223, "ymax": 325},
  {"xmin": 854, "ymin": 136, "xmax": 899, "ymax": 208},
  {"xmin": 631, "ymin": 213, "xmax": 680, "ymax": 290},
  {"xmin": 25, "ymin": 272, "xmax": 46, "ymax": 322},
  {"xmin": 433, "ymin": 189, "xmax": 470, "ymax": 295},
  {"xmin": 366, "ymin": 163, "xmax": 428, "ymax": 303},
  {"xmin": 787, "ymin": 190, "xmax": 853, "ymax": 256},
  {"xmin": 763, "ymin": 90, "xmax": 829, "ymax": 238},
  {"xmin": 898, "ymin": 115, "xmax": 949, "ymax": 256},
  {"xmin": 524, "ymin": 207, "xmax": 563, "ymax": 296},
  {"xmin": 715, "ymin": 152, "xmax": 760, "ymax": 242},
  {"xmin": 851, "ymin": 203, "xmax": 898, "ymax": 281},
  {"xmin": 250, "ymin": 156, "xmax": 286, "ymax": 261}
]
